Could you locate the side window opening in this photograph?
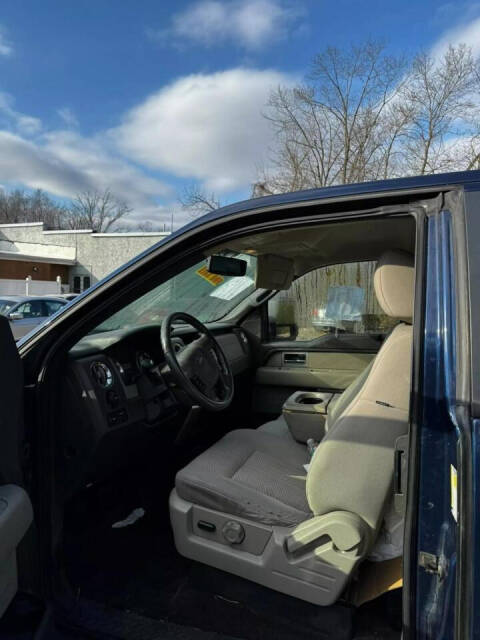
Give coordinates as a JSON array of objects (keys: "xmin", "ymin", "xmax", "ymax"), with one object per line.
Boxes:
[
  {"xmin": 16, "ymin": 300, "xmax": 45, "ymax": 318},
  {"xmin": 44, "ymin": 300, "xmax": 64, "ymax": 315},
  {"xmin": 267, "ymin": 261, "xmax": 397, "ymax": 342}
]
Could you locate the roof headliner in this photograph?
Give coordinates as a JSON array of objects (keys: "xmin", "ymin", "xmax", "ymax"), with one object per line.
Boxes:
[{"xmin": 211, "ymin": 215, "xmax": 415, "ymax": 276}]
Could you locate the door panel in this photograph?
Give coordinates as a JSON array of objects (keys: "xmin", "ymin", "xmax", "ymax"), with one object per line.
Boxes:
[
  {"xmin": 257, "ymin": 351, "xmax": 374, "ymax": 388},
  {"xmin": 253, "ymin": 349, "xmax": 376, "ymax": 414},
  {"xmin": 0, "ymin": 316, "xmax": 33, "ymax": 618},
  {"xmin": 0, "ymin": 486, "xmax": 33, "ymax": 616}
]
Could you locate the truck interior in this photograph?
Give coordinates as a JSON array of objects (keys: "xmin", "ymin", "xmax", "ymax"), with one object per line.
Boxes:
[{"xmin": 38, "ymin": 211, "xmax": 416, "ymax": 639}]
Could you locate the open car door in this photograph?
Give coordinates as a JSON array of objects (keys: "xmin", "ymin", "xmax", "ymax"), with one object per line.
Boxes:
[{"xmin": 0, "ymin": 315, "xmax": 33, "ymax": 617}]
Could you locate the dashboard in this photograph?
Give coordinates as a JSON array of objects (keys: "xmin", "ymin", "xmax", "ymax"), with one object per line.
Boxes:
[{"xmin": 58, "ymin": 323, "xmax": 252, "ymax": 493}]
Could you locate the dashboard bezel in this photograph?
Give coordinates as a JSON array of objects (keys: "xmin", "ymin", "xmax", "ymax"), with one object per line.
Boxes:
[{"xmin": 59, "ymin": 323, "xmax": 252, "ymax": 491}]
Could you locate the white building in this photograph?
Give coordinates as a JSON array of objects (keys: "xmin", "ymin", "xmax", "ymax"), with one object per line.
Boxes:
[{"xmin": 0, "ymin": 222, "xmax": 170, "ymax": 295}]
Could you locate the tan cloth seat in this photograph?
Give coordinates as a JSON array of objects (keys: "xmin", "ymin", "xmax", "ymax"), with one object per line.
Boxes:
[
  {"xmin": 258, "ymin": 414, "xmax": 293, "ymax": 440},
  {"xmin": 175, "ymin": 428, "xmax": 311, "ymax": 527}
]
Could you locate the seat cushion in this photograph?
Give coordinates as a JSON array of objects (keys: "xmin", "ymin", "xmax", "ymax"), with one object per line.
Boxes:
[
  {"xmin": 258, "ymin": 414, "xmax": 294, "ymax": 440},
  {"xmin": 175, "ymin": 429, "xmax": 311, "ymax": 527}
]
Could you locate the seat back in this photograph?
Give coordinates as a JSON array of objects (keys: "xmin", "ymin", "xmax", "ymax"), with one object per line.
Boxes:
[{"xmin": 306, "ymin": 250, "xmax": 415, "ymax": 543}]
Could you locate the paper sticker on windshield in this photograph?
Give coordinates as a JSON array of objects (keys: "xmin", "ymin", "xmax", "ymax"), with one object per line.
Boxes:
[
  {"xmin": 211, "ymin": 276, "xmax": 254, "ymax": 300},
  {"xmin": 196, "ymin": 265, "xmax": 224, "ymax": 287},
  {"xmin": 450, "ymin": 464, "xmax": 458, "ymax": 522}
]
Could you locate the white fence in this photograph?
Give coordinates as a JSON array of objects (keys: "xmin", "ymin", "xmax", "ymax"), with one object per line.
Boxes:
[{"xmin": 0, "ymin": 278, "xmax": 69, "ymax": 296}]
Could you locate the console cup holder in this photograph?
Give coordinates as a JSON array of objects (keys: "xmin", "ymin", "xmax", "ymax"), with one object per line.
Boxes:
[
  {"xmin": 298, "ymin": 396, "xmax": 324, "ymax": 405},
  {"xmin": 282, "ymin": 391, "xmax": 335, "ymax": 443},
  {"xmin": 295, "ymin": 392, "xmax": 327, "ymax": 405}
]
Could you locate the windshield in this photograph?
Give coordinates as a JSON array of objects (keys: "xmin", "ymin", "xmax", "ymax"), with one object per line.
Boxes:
[
  {"xmin": 94, "ymin": 253, "xmax": 257, "ymax": 332},
  {"xmin": 0, "ymin": 300, "xmax": 16, "ymax": 315}
]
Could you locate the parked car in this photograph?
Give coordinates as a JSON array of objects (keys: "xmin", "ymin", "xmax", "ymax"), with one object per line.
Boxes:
[
  {"xmin": 0, "ymin": 295, "xmax": 67, "ymax": 340},
  {"xmin": 1, "ymin": 170, "xmax": 480, "ymax": 640},
  {"xmin": 52, "ymin": 293, "xmax": 78, "ymax": 302}
]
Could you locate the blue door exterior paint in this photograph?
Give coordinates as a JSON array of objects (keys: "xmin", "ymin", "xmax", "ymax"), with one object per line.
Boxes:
[
  {"xmin": 415, "ymin": 212, "xmax": 458, "ymax": 639},
  {"xmin": 472, "ymin": 418, "xmax": 480, "ymax": 639}
]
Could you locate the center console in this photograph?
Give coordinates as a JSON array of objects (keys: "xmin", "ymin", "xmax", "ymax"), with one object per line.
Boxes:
[{"xmin": 282, "ymin": 391, "xmax": 338, "ymax": 443}]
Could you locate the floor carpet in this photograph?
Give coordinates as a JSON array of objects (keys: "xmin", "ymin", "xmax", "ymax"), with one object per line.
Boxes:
[{"xmin": 64, "ymin": 505, "xmax": 354, "ymax": 640}]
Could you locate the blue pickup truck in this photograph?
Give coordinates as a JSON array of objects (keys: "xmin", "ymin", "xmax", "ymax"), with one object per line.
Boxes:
[{"xmin": 0, "ymin": 170, "xmax": 477, "ymax": 640}]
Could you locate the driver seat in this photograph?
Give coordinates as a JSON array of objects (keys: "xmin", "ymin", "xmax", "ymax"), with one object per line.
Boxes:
[{"xmin": 169, "ymin": 250, "xmax": 414, "ymax": 605}]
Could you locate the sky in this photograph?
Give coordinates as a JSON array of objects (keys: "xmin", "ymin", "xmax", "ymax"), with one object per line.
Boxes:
[{"xmin": 0, "ymin": 0, "xmax": 479, "ymax": 229}]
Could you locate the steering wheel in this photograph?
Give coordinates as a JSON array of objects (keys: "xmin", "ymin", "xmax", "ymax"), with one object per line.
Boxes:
[{"xmin": 161, "ymin": 312, "xmax": 234, "ymax": 411}]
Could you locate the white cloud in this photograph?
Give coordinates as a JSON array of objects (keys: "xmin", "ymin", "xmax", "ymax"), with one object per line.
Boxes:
[
  {"xmin": 114, "ymin": 68, "xmax": 295, "ymax": 192},
  {"xmin": 0, "ymin": 26, "xmax": 13, "ymax": 57},
  {"xmin": 0, "ymin": 131, "xmax": 88, "ymax": 195},
  {"xmin": 0, "ymin": 129, "xmax": 171, "ymax": 225},
  {"xmin": 43, "ymin": 130, "xmax": 171, "ymax": 202},
  {"xmin": 0, "ymin": 97, "xmax": 169, "ymax": 216},
  {"xmin": 156, "ymin": 0, "xmax": 302, "ymax": 50},
  {"xmin": 0, "ymin": 92, "xmax": 42, "ymax": 135},
  {"xmin": 57, "ymin": 107, "xmax": 79, "ymax": 128},
  {"xmin": 0, "ymin": 66, "xmax": 295, "ymax": 227},
  {"xmin": 432, "ymin": 12, "xmax": 480, "ymax": 58}
]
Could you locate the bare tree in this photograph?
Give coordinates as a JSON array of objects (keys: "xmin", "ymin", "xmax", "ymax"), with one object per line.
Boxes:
[
  {"xmin": 259, "ymin": 41, "xmax": 407, "ymax": 194},
  {"xmin": 258, "ymin": 41, "xmax": 480, "ymax": 195},
  {"xmin": 463, "ymin": 129, "xmax": 480, "ymax": 170},
  {"xmin": 0, "ymin": 188, "xmax": 134, "ymax": 231},
  {"xmin": 309, "ymin": 41, "xmax": 407, "ymax": 183},
  {"xmin": 65, "ymin": 189, "xmax": 132, "ymax": 232},
  {"xmin": 179, "ymin": 184, "xmax": 221, "ymax": 218},
  {"xmin": 400, "ymin": 45, "xmax": 480, "ymax": 175},
  {"xmin": 0, "ymin": 189, "xmax": 66, "ymax": 227}
]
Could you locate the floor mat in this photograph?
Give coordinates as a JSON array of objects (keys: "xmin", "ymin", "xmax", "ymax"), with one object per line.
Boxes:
[
  {"xmin": 168, "ymin": 563, "xmax": 353, "ymax": 640},
  {"xmin": 353, "ymin": 590, "xmax": 402, "ymax": 639},
  {"xmin": 54, "ymin": 599, "xmax": 237, "ymax": 640},
  {"xmin": 0, "ymin": 593, "xmax": 45, "ymax": 640}
]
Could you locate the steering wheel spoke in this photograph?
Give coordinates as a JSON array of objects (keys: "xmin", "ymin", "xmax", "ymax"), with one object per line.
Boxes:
[
  {"xmin": 189, "ymin": 373, "xmax": 207, "ymax": 394},
  {"xmin": 218, "ymin": 366, "xmax": 232, "ymax": 391},
  {"xmin": 160, "ymin": 312, "xmax": 234, "ymax": 412}
]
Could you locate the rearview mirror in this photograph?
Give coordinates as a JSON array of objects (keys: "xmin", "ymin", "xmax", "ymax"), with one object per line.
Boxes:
[
  {"xmin": 206, "ymin": 255, "xmax": 247, "ymax": 277},
  {"xmin": 8, "ymin": 312, "xmax": 23, "ymax": 321}
]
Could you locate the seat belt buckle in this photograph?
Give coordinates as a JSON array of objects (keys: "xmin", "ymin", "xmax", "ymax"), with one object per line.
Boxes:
[{"xmin": 307, "ymin": 438, "xmax": 318, "ymax": 457}]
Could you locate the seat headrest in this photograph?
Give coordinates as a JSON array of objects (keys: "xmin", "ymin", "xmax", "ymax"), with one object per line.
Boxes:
[{"xmin": 374, "ymin": 250, "xmax": 415, "ymax": 321}]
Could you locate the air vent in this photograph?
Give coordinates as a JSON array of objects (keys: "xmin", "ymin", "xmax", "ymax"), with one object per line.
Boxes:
[{"xmin": 90, "ymin": 362, "xmax": 113, "ymax": 388}]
